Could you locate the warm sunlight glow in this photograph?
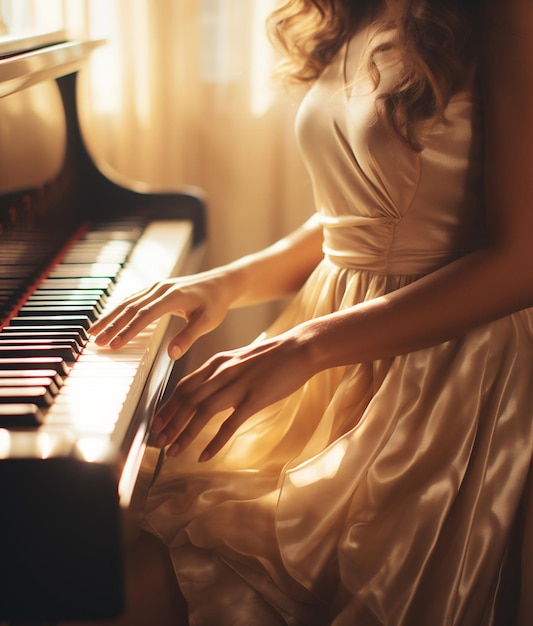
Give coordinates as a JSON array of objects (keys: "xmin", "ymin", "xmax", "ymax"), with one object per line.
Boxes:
[
  {"xmin": 85, "ymin": 0, "xmax": 120, "ymax": 115},
  {"xmin": 37, "ymin": 432, "xmax": 56, "ymax": 459},
  {"xmin": 118, "ymin": 426, "xmax": 146, "ymax": 506},
  {"xmin": 0, "ymin": 429, "xmax": 10, "ymax": 458},
  {"xmin": 33, "ymin": 0, "xmax": 63, "ymax": 31},
  {"xmin": 0, "ymin": 429, "xmax": 71, "ymax": 459},
  {"xmin": 76, "ymin": 436, "xmax": 111, "ymax": 462},
  {"xmin": 200, "ymin": 0, "xmax": 234, "ymax": 83},
  {"xmin": 288, "ymin": 439, "xmax": 349, "ymax": 488},
  {"xmin": 0, "ymin": 0, "xmax": 63, "ymax": 34},
  {"xmin": 250, "ymin": 0, "xmax": 276, "ymax": 117},
  {"xmin": 129, "ymin": 0, "xmax": 151, "ymax": 123}
]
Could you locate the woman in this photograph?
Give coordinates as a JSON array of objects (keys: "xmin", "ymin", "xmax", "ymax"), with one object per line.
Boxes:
[{"xmin": 89, "ymin": 0, "xmax": 533, "ymax": 624}]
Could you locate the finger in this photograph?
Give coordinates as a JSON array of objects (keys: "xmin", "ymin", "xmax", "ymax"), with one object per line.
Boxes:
[
  {"xmin": 164, "ymin": 375, "xmax": 250, "ymax": 456},
  {"xmin": 153, "ymin": 358, "xmax": 238, "ymax": 449},
  {"xmin": 90, "ymin": 286, "xmax": 154, "ymax": 341},
  {"xmin": 98, "ymin": 289, "xmax": 177, "ymax": 348},
  {"xmin": 105, "ymin": 302, "xmax": 163, "ymax": 348},
  {"xmin": 152, "ymin": 400, "xmax": 195, "ymax": 451},
  {"xmin": 90, "ymin": 302, "xmax": 130, "ymax": 338},
  {"xmin": 164, "ymin": 404, "xmax": 227, "ymax": 457},
  {"xmin": 165, "ymin": 393, "xmax": 237, "ymax": 456},
  {"xmin": 151, "ymin": 359, "xmax": 222, "ymax": 433},
  {"xmin": 92, "ymin": 278, "xmax": 175, "ymax": 335},
  {"xmin": 197, "ymin": 406, "xmax": 252, "ymax": 462},
  {"xmin": 91, "ymin": 304, "xmax": 146, "ymax": 347},
  {"xmin": 167, "ymin": 309, "xmax": 211, "ymax": 359}
]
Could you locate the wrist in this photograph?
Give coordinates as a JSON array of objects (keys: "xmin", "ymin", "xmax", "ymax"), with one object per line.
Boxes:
[
  {"xmin": 220, "ymin": 260, "xmax": 256, "ymax": 308},
  {"xmin": 295, "ymin": 314, "xmax": 360, "ymax": 374},
  {"xmin": 206, "ymin": 263, "xmax": 249, "ymax": 310},
  {"xmin": 282, "ymin": 319, "xmax": 336, "ymax": 377}
]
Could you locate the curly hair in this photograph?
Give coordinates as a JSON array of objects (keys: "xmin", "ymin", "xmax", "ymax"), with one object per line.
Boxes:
[{"xmin": 267, "ymin": 0, "xmax": 479, "ymax": 150}]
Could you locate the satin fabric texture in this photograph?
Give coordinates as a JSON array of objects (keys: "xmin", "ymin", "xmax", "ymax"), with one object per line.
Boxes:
[{"xmin": 140, "ymin": 20, "xmax": 533, "ymax": 626}]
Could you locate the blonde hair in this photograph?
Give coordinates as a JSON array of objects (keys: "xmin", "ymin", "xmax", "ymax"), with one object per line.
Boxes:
[{"xmin": 267, "ymin": 0, "xmax": 477, "ymax": 150}]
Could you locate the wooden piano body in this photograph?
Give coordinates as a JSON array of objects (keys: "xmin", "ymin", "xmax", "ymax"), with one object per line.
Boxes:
[{"xmin": 0, "ymin": 35, "xmax": 206, "ymax": 622}]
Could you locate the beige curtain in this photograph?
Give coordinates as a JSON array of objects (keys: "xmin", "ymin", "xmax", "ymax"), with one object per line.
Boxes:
[{"xmin": 0, "ymin": 0, "xmax": 314, "ymax": 363}]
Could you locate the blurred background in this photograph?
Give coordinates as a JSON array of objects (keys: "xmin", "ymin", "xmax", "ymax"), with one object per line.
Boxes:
[{"xmin": 0, "ymin": 0, "xmax": 314, "ymax": 367}]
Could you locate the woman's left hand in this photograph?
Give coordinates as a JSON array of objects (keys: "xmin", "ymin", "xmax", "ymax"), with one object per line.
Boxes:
[{"xmin": 152, "ymin": 327, "xmax": 317, "ymax": 462}]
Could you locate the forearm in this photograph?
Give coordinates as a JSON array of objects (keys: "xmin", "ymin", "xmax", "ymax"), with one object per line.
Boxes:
[
  {"xmin": 299, "ymin": 245, "xmax": 533, "ymax": 371},
  {"xmin": 219, "ymin": 214, "xmax": 324, "ymax": 309}
]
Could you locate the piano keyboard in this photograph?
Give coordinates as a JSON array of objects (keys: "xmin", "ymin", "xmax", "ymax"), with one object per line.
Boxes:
[{"xmin": 0, "ymin": 218, "xmax": 194, "ymax": 504}]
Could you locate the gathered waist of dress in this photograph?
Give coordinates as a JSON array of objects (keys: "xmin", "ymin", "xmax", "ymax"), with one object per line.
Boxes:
[{"xmin": 319, "ymin": 213, "xmax": 469, "ymax": 276}]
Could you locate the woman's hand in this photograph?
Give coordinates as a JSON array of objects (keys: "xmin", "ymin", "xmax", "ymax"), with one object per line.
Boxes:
[
  {"xmin": 90, "ymin": 271, "xmax": 235, "ymax": 359},
  {"xmin": 90, "ymin": 217, "xmax": 324, "ymax": 358},
  {"xmin": 152, "ymin": 327, "xmax": 318, "ymax": 461}
]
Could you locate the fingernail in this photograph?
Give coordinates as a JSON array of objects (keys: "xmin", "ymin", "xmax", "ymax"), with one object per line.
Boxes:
[
  {"xmin": 110, "ymin": 336, "xmax": 122, "ymax": 349},
  {"xmin": 198, "ymin": 450, "xmax": 211, "ymax": 463},
  {"xmin": 169, "ymin": 345, "xmax": 182, "ymax": 360},
  {"xmin": 95, "ymin": 331, "xmax": 108, "ymax": 343}
]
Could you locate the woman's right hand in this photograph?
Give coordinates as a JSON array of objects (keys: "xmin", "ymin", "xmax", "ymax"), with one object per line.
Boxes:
[
  {"xmin": 90, "ymin": 216, "xmax": 324, "ymax": 358},
  {"xmin": 90, "ymin": 270, "xmax": 236, "ymax": 359}
]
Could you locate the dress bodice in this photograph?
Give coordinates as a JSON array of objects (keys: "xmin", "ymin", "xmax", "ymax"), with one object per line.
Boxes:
[{"xmin": 295, "ymin": 22, "xmax": 485, "ymax": 276}]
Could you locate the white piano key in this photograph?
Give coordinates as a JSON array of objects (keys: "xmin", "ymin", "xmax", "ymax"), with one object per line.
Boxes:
[{"xmin": 39, "ymin": 220, "xmax": 194, "ymax": 448}]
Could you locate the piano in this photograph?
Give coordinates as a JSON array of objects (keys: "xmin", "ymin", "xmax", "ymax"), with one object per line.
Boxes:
[{"xmin": 0, "ymin": 33, "xmax": 207, "ymax": 623}]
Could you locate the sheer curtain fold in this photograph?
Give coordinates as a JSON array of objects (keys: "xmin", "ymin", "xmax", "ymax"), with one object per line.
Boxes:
[{"xmin": 0, "ymin": 0, "xmax": 314, "ymax": 355}]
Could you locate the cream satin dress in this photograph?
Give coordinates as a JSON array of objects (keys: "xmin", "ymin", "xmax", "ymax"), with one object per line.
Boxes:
[{"xmin": 141, "ymin": 22, "xmax": 533, "ymax": 626}]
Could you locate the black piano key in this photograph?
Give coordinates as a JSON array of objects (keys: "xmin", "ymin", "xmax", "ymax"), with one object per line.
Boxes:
[
  {"xmin": 17, "ymin": 305, "xmax": 99, "ymax": 322},
  {"xmin": 0, "ymin": 289, "xmax": 17, "ymax": 299},
  {"xmin": 37, "ymin": 277, "xmax": 114, "ymax": 294},
  {"xmin": 62, "ymin": 247, "xmax": 132, "ymax": 264},
  {"xmin": 0, "ymin": 294, "xmax": 17, "ymax": 317},
  {"xmin": 0, "ymin": 369, "xmax": 64, "ymax": 387},
  {"xmin": 0, "ymin": 291, "xmax": 26, "ymax": 311},
  {"xmin": 48, "ymin": 263, "xmax": 122, "ymax": 278},
  {"xmin": 0, "ymin": 344, "xmax": 77, "ymax": 361},
  {"xmin": 9, "ymin": 315, "xmax": 91, "ymax": 330},
  {"xmin": 0, "ymin": 279, "xmax": 27, "ymax": 289},
  {"xmin": 0, "ymin": 386, "xmax": 54, "ymax": 407},
  {"xmin": 24, "ymin": 292, "xmax": 107, "ymax": 315},
  {"xmin": 0, "ymin": 403, "xmax": 43, "ymax": 428},
  {"xmin": 0, "ymin": 265, "xmax": 37, "ymax": 277},
  {"xmin": 0, "ymin": 332, "xmax": 85, "ymax": 350},
  {"xmin": 26, "ymin": 296, "xmax": 105, "ymax": 310},
  {"xmin": 30, "ymin": 288, "xmax": 108, "ymax": 300},
  {"xmin": 0, "ymin": 325, "xmax": 89, "ymax": 341},
  {"xmin": 25, "ymin": 302, "xmax": 105, "ymax": 317},
  {"xmin": 0, "ymin": 357, "xmax": 70, "ymax": 376},
  {"xmin": 0, "ymin": 377, "xmax": 60, "ymax": 395},
  {"xmin": 24, "ymin": 298, "xmax": 105, "ymax": 315},
  {"xmin": 0, "ymin": 338, "xmax": 82, "ymax": 354}
]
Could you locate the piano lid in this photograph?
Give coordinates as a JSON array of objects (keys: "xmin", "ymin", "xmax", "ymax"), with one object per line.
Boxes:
[
  {"xmin": 0, "ymin": 29, "xmax": 68, "ymax": 56},
  {"xmin": 0, "ymin": 31, "xmax": 104, "ymax": 98}
]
